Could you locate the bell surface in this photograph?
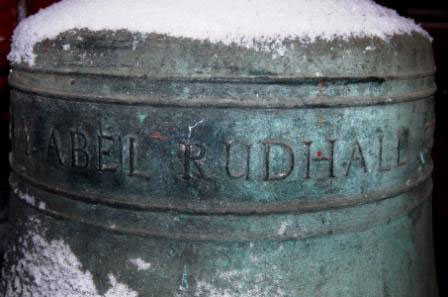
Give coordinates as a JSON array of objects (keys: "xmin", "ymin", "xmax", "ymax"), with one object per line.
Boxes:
[{"xmin": 1, "ymin": 1, "xmax": 439, "ymax": 296}]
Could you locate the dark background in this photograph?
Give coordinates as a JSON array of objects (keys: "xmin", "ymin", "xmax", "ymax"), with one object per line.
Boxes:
[{"xmin": 0, "ymin": 0, "xmax": 447, "ymax": 294}]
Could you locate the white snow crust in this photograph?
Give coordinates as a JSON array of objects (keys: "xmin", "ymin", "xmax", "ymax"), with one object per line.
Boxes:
[
  {"xmin": 192, "ymin": 269, "xmax": 286, "ymax": 297},
  {"xmin": 2, "ymin": 218, "xmax": 138, "ymax": 297},
  {"xmin": 14, "ymin": 188, "xmax": 46, "ymax": 210},
  {"xmin": 9, "ymin": 0, "xmax": 429, "ymax": 66},
  {"xmin": 129, "ymin": 258, "xmax": 151, "ymax": 271}
]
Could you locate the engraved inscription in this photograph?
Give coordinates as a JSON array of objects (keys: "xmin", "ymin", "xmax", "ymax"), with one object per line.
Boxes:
[
  {"xmin": 128, "ymin": 137, "xmax": 151, "ymax": 180},
  {"xmin": 47, "ymin": 129, "xmax": 64, "ymax": 166},
  {"xmin": 12, "ymin": 116, "xmax": 32, "ymax": 156},
  {"xmin": 70, "ymin": 130, "xmax": 89, "ymax": 169},
  {"xmin": 378, "ymin": 135, "xmax": 391, "ymax": 172},
  {"xmin": 225, "ymin": 141, "xmax": 251, "ymax": 180},
  {"xmin": 345, "ymin": 140, "xmax": 368, "ymax": 176},
  {"xmin": 12, "ymin": 113, "xmax": 429, "ymax": 184},
  {"xmin": 263, "ymin": 141, "xmax": 294, "ymax": 181},
  {"xmin": 304, "ymin": 140, "xmax": 336, "ymax": 179},
  {"xmin": 397, "ymin": 128, "xmax": 409, "ymax": 167},
  {"xmin": 180, "ymin": 141, "xmax": 210, "ymax": 180},
  {"xmin": 98, "ymin": 133, "xmax": 121, "ymax": 172}
]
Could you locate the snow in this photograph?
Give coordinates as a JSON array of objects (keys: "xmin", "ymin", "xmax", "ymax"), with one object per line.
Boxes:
[
  {"xmin": 9, "ymin": 0, "xmax": 430, "ymax": 66},
  {"xmin": 129, "ymin": 258, "xmax": 151, "ymax": 271},
  {"xmin": 2, "ymin": 217, "xmax": 138, "ymax": 297},
  {"xmin": 193, "ymin": 269, "xmax": 286, "ymax": 297},
  {"xmin": 14, "ymin": 188, "xmax": 46, "ymax": 210},
  {"xmin": 14, "ymin": 188, "xmax": 35, "ymax": 205}
]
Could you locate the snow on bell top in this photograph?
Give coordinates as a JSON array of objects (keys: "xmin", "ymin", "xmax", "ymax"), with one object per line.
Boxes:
[{"xmin": 9, "ymin": 0, "xmax": 430, "ymax": 66}]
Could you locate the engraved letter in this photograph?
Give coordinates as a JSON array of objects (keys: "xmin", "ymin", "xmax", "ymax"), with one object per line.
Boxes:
[
  {"xmin": 345, "ymin": 140, "xmax": 368, "ymax": 176},
  {"xmin": 181, "ymin": 141, "xmax": 209, "ymax": 180},
  {"xmin": 98, "ymin": 134, "xmax": 121, "ymax": 171},
  {"xmin": 128, "ymin": 137, "xmax": 150, "ymax": 180},
  {"xmin": 15, "ymin": 116, "xmax": 32, "ymax": 156},
  {"xmin": 225, "ymin": 141, "xmax": 251, "ymax": 180},
  {"xmin": 314, "ymin": 140, "xmax": 336, "ymax": 178},
  {"xmin": 263, "ymin": 141, "xmax": 294, "ymax": 181},
  {"xmin": 70, "ymin": 130, "xmax": 89, "ymax": 169},
  {"xmin": 47, "ymin": 129, "xmax": 64, "ymax": 166},
  {"xmin": 397, "ymin": 128, "xmax": 409, "ymax": 167},
  {"xmin": 304, "ymin": 141, "xmax": 312, "ymax": 179},
  {"xmin": 378, "ymin": 135, "xmax": 391, "ymax": 171},
  {"xmin": 303, "ymin": 140, "xmax": 336, "ymax": 179}
]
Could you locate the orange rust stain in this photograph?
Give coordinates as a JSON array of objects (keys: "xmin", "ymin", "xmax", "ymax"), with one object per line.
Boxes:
[{"xmin": 150, "ymin": 131, "xmax": 168, "ymax": 141}]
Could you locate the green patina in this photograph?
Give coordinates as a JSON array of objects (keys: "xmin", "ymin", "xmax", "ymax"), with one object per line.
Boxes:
[{"xmin": 1, "ymin": 30, "xmax": 438, "ymax": 296}]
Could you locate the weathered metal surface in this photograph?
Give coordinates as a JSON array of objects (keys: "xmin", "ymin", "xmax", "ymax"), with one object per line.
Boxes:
[
  {"xmin": 0, "ymin": 122, "xmax": 8, "ymax": 269},
  {"xmin": 1, "ymin": 30, "xmax": 438, "ymax": 296}
]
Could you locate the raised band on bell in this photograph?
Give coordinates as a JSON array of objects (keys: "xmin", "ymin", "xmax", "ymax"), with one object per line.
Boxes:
[{"xmin": 1, "ymin": 0, "xmax": 439, "ymax": 296}]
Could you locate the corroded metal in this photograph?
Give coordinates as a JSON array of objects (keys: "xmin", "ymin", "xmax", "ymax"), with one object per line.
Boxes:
[{"xmin": 1, "ymin": 30, "xmax": 439, "ymax": 296}]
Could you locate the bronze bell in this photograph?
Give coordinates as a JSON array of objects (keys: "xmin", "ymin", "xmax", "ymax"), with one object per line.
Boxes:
[{"xmin": 1, "ymin": 0, "xmax": 439, "ymax": 296}]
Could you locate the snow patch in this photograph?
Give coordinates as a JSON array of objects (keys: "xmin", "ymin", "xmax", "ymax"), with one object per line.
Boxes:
[
  {"xmin": 14, "ymin": 188, "xmax": 46, "ymax": 210},
  {"xmin": 194, "ymin": 278, "xmax": 286, "ymax": 297},
  {"xmin": 104, "ymin": 275, "xmax": 138, "ymax": 297},
  {"xmin": 191, "ymin": 268, "xmax": 286, "ymax": 297},
  {"xmin": 129, "ymin": 258, "xmax": 151, "ymax": 271},
  {"xmin": 2, "ymin": 218, "xmax": 138, "ymax": 297},
  {"xmin": 9, "ymin": 0, "xmax": 430, "ymax": 66},
  {"xmin": 38, "ymin": 201, "xmax": 46, "ymax": 210}
]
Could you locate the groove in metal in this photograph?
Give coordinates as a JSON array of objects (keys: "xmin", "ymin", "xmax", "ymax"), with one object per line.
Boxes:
[
  {"xmin": 11, "ymin": 178, "xmax": 432, "ymax": 242},
  {"xmin": 10, "ymin": 162, "xmax": 433, "ymax": 215},
  {"xmin": 9, "ymin": 84, "xmax": 436, "ymax": 109}
]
